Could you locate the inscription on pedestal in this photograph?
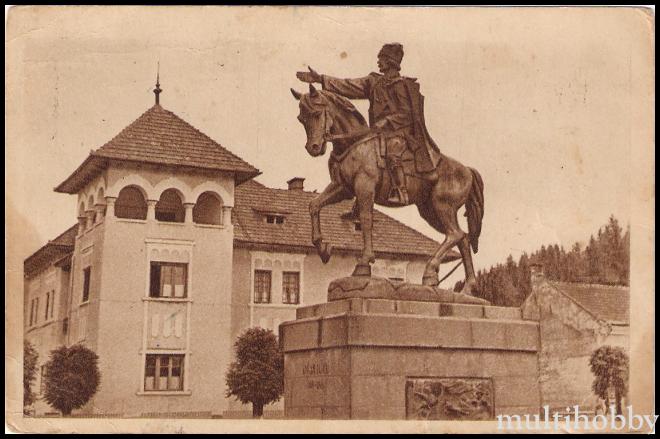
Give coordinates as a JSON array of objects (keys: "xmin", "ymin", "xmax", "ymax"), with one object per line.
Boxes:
[
  {"xmin": 405, "ymin": 378, "xmax": 494, "ymax": 420},
  {"xmin": 301, "ymin": 361, "xmax": 331, "ymax": 393},
  {"xmin": 302, "ymin": 361, "xmax": 330, "ymax": 376}
]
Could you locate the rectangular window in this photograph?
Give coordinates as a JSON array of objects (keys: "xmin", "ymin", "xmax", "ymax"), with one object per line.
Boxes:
[
  {"xmin": 29, "ymin": 299, "xmax": 35, "ymax": 326},
  {"xmin": 150, "ymin": 262, "xmax": 188, "ymax": 298},
  {"xmin": 282, "ymin": 271, "xmax": 300, "ymax": 305},
  {"xmin": 82, "ymin": 267, "xmax": 91, "ymax": 303},
  {"xmin": 50, "ymin": 291, "xmax": 55, "ymax": 319},
  {"xmin": 265, "ymin": 214, "xmax": 285, "ymax": 224},
  {"xmin": 253, "ymin": 270, "xmax": 272, "ymax": 304},
  {"xmin": 62, "ymin": 317, "xmax": 69, "ymax": 335},
  {"xmin": 39, "ymin": 365, "xmax": 47, "ymax": 394},
  {"xmin": 32, "ymin": 298, "xmax": 39, "ymax": 326},
  {"xmin": 78, "ymin": 315, "xmax": 87, "ymax": 341},
  {"xmin": 144, "ymin": 354, "xmax": 185, "ymax": 391},
  {"xmin": 44, "ymin": 292, "xmax": 50, "ymax": 320}
]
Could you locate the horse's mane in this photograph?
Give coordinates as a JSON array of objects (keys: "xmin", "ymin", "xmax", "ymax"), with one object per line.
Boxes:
[{"xmin": 302, "ymin": 90, "xmax": 368, "ymax": 126}]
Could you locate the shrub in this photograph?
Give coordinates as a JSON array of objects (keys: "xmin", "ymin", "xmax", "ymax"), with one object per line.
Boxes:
[
  {"xmin": 23, "ymin": 340, "xmax": 39, "ymax": 411},
  {"xmin": 225, "ymin": 327, "xmax": 284, "ymax": 418},
  {"xmin": 43, "ymin": 344, "xmax": 101, "ymax": 416}
]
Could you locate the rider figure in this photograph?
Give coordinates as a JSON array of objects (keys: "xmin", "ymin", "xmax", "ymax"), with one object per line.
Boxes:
[{"xmin": 297, "ymin": 43, "xmax": 441, "ymax": 206}]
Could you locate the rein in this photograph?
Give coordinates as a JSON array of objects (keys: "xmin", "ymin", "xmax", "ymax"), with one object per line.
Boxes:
[
  {"xmin": 320, "ymin": 108, "xmax": 375, "ymax": 163},
  {"xmin": 328, "ymin": 130, "xmax": 377, "ymax": 163},
  {"xmin": 325, "ymin": 127, "xmax": 372, "ymax": 142}
]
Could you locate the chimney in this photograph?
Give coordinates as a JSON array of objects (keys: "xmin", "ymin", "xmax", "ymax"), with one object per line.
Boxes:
[
  {"xmin": 287, "ymin": 177, "xmax": 305, "ymax": 191},
  {"xmin": 530, "ymin": 263, "xmax": 544, "ymax": 282}
]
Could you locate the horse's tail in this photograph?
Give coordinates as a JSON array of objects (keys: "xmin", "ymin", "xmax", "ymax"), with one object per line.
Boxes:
[{"xmin": 465, "ymin": 167, "xmax": 484, "ymax": 253}]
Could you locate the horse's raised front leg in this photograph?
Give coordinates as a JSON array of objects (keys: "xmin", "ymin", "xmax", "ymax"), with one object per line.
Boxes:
[
  {"xmin": 309, "ymin": 182, "xmax": 351, "ymax": 263},
  {"xmin": 352, "ymin": 174, "xmax": 376, "ymax": 276}
]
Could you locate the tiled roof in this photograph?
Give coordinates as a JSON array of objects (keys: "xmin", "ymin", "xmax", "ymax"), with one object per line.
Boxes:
[
  {"xmin": 24, "ymin": 224, "xmax": 78, "ymax": 277},
  {"xmin": 29, "ymin": 182, "xmax": 454, "ymax": 276},
  {"xmin": 55, "ymin": 105, "xmax": 260, "ymax": 193},
  {"xmin": 551, "ymin": 281, "xmax": 630, "ymax": 324},
  {"xmin": 233, "ymin": 180, "xmax": 448, "ymax": 259}
]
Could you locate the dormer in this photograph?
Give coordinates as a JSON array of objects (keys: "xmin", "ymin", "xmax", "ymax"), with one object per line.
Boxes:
[
  {"xmin": 265, "ymin": 214, "xmax": 285, "ymax": 225},
  {"xmin": 252, "ymin": 207, "xmax": 291, "ymax": 225}
]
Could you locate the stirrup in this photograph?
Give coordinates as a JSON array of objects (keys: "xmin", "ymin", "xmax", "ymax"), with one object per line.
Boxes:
[{"xmin": 388, "ymin": 188, "xmax": 409, "ymax": 205}]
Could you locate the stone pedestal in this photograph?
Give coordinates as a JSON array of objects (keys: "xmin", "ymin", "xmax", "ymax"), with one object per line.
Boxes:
[{"xmin": 281, "ymin": 296, "xmax": 541, "ymax": 420}]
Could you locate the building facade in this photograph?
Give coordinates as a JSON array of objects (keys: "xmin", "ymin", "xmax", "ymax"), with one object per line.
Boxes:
[
  {"xmin": 522, "ymin": 265, "xmax": 630, "ymax": 414},
  {"xmin": 24, "ymin": 98, "xmax": 450, "ymax": 418}
]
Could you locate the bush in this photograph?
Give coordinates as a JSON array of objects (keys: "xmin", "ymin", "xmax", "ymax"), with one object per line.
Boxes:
[
  {"xmin": 43, "ymin": 344, "xmax": 101, "ymax": 416},
  {"xmin": 225, "ymin": 327, "xmax": 284, "ymax": 418},
  {"xmin": 23, "ymin": 340, "xmax": 39, "ymax": 410}
]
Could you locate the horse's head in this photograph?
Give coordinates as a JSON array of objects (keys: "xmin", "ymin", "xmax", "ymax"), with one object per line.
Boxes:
[{"xmin": 290, "ymin": 84, "xmax": 333, "ymax": 157}]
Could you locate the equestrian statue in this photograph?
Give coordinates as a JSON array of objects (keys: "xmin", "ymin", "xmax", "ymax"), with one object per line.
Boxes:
[{"xmin": 293, "ymin": 43, "xmax": 484, "ymax": 295}]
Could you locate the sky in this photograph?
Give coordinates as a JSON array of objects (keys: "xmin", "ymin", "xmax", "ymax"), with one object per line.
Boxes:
[{"xmin": 6, "ymin": 6, "xmax": 653, "ymax": 283}]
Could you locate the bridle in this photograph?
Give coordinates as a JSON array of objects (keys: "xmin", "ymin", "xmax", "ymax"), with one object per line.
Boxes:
[
  {"xmin": 317, "ymin": 108, "xmax": 332, "ymax": 143},
  {"xmin": 304, "ymin": 95, "xmax": 374, "ymax": 163},
  {"xmin": 317, "ymin": 106, "xmax": 372, "ymax": 143}
]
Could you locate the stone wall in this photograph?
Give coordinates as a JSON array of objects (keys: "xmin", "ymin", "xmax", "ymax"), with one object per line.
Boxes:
[{"xmin": 523, "ymin": 268, "xmax": 618, "ymax": 413}]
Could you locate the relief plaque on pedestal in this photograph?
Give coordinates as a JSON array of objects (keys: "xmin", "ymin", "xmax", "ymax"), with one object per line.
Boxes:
[{"xmin": 405, "ymin": 378, "xmax": 494, "ymax": 420}]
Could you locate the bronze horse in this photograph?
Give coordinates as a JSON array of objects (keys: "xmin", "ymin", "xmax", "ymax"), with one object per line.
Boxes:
[{"xmin": 291, "ymin": 84, "xmax": 484, "ymax": 294}]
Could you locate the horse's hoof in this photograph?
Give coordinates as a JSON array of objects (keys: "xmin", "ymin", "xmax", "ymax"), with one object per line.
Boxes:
[
  {"xmin": 460, "ymin": 281, "xmax": 477, "ymax": 296},
  {"xmin": 422, "ymin": 276, "xmax": 439, "ymax": 287},
  {"xmin": 319, "ymin": 243, "xmax": 332, "ymax": 264},
  {"xmin": 352, "ymin": 263, "xmax": 371, "ymax": 277}
]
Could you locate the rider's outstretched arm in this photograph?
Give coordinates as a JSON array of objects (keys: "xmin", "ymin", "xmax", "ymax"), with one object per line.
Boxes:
[{"xmin": 321, "ymin": 74, "xmax": 377, "ymax": 100}]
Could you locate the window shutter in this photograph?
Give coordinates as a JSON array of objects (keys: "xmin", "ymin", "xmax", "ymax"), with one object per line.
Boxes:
[{"xmin": 161, "ymin": 265, "xmax": 172, "ymax": 297}]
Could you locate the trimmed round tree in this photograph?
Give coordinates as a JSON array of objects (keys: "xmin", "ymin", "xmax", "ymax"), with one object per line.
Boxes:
[
  {"xmin": 23, "ymin": 340, "xmax": 39, "ymax": 411},
  {"xmin": 225, "ymin": 327, "xmax": 284, "ymax": 418},
  {"xmin": 589, "ymin": 345, "xmax": 629, "ymax": 416},
  {"xmin": 43, "ymin": 344, "xmax": 101, "ymax": 416}
]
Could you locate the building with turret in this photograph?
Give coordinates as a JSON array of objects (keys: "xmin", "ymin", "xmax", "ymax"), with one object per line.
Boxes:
[{"xmin": 24, "ymin": 82, "xmax": 449, "ymax": 418}]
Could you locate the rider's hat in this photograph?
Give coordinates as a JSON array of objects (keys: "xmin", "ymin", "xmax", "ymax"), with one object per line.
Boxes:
[{"xmin": 378, "ymin": 43, "xmax": 404, "ymax": 66}]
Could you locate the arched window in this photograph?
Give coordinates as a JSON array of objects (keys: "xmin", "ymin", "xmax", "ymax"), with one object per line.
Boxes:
[
  {"xmin": 115, "ymin": 186, "xmax": 147, "ymax": 220},
  {"xmin": 78, "ymin": 202, "xmax": 87, "ymax": 231},
  {"xmin": 96, "ymin": 187, "xmax": 106, "ymax": 218},
  {"xmin": 193, "ymin": 192, "xmax": 223, "ymax": 225},
  {"xmin": 88, "ymin": 195, "xmax": 95, "ymax": 223},
  {"xmin": 155, "ymin": 189, "xmax": 185, "ymax": 223}
]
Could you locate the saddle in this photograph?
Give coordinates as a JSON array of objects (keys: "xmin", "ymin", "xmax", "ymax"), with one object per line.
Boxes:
[
  {"xmin": 374, "ymin": 133, "xmax": 417, "ymax": 176},
  {"xmin": 372, "ymin": 132, "xmax": 418, "ymax": 205}
]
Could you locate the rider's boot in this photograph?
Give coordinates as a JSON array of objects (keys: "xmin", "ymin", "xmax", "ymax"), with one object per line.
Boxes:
[{"xmin": 388, "ymin": 158, "xmax": 409, "ymax": 205}]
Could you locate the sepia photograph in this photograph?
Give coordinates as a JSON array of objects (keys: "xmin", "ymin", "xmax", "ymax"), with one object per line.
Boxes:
[{"xmin": 5, "ymin": 5, "xmax": 655, "ymax": 434}]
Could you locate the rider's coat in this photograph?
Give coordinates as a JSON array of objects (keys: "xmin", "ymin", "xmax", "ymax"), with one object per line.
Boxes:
[{"xmin": 321, "ymin": 72, "xmax": 442, "ymax": 172}]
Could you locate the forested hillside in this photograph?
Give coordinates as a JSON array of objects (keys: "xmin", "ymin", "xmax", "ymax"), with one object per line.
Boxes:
[{"xmin": 455, "ymin": 216, "xmax": 630, "ymax": 306}]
